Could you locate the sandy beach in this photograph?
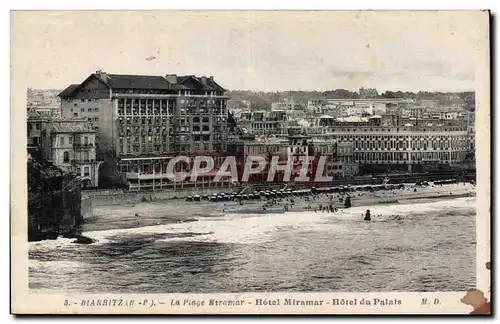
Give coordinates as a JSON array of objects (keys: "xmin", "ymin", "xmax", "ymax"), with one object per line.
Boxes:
[{"xmin": 83, "ymin": 182, "xmax": 475, "ymax": 233}]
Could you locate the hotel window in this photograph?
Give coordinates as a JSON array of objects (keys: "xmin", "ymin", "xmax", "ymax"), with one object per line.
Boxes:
[
  {"xmin": 94, "ymin": 117, "xmax": 99, "ymax": 121},
  {"xmin": 95, "ymin": 108, "xmax": 99, "ymax": 112},
  {"xmin": 88, "ymin": 108, "xmax": 92, "ymax": 112},
  {"xmin": 80, "ymin": 108, "xmax": 85, "ymax": 112},
  {"xmin": 84, "ymin": 166, "xmax": 90, "ymax": 176},
  {"xmin": 76, "ymin": 167, "xmax": 81, "ymax": 176},
  {"xmin": 69, "ymin": 137, "xmax": 73, "ymax": 145},
  {"xmin": 63, "ymin": 151, "xmax": 70, "ymax": 163}
]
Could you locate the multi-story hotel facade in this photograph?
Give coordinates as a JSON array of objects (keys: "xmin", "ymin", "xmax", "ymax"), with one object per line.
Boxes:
[
  {"xmin": 27, "ymin": 110, "xmax": 101, "ymax": 187},
  {"xmin": 306, "ymin": 98, "xmax": 408, "ymax": 116},
  {"xmin": 308, "ymin": 115, "xmax": 475, "ymax": 174},
  {"xmin": 59, "ymin": 71, "xmax": 229, "ymax": 188},
  {"xmin": 239, "ymin": 110, "xmax": 289, "ymax": 136}
]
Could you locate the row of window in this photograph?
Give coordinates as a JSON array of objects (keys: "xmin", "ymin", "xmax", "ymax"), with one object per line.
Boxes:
[
  {"xmin": 57, "ymin": 136, "xmax": 91, "ymax": 146},
  {"xmin": 352, "ymin": 151, "xmax": 466, "ymax": 162},
  {"xmin": 118, "ymin": 134, "xmax": 213, "ymax": 145},
  {"xmin": 118, "ymin": 116, "xmax": 215, "ymax": 124},
  {"xmin": 315, "ymin": 127, "xmax": 466, "ymax": 133},
  {"xmin": 119, "ymin": 145, "xmax": 169, "ymax": 155},
  {"xmin": 62, "ymin": 151, "xmax": 91, "ymax": 162},
  {"xmin": 120, "ymin": 136, "xmax": 167, "ymax": 143},
  {"xmin": 333, "ymin": 134, "xmax": 470, "ymax": 141},
  {"xmin": 118, "ymin": 99, "xmax": 176, "ymax": 107},
  {"xmin": 75, "ymin": 166, "xmax": 91, "ymax": 177},
  {"xmin": 72, "ymin": 107, "xmax": 99, "ymax": 112},
  {"xmin": 352, "ymin": 139, "xmax": 469, "ymax": 150},
  {"xmin": 251, "ymin": 123, "xmax": 282, "ymax": 129},
  {"xmin": 29, "ymin": 123, "xmax": 41, "ymax": 130},
  {"xmin": 73, "ymin": 99, "xmax": 98, "ymax": 103}
]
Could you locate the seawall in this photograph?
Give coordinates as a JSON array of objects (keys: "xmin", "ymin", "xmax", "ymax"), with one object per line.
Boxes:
[{"xmin": 82, "ymin": 187, "xmax": 235, "ymax": 206}]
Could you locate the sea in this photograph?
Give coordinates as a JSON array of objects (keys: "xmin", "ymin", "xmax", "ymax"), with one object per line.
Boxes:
[{"xmin": 29, "ymin": 196, "xmax": 476, "ymax": 293}]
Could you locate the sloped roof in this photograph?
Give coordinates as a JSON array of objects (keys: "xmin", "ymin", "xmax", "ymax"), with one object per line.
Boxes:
[
  {"xmin": 27, "ymin": 109, "xmax": 42, "ymax": 119},
  {"xmin": 59, "ymin": 73, "xmax": 226, "ymax": 97},
  {"xmin": 205, "ymin": 78, "xmax": 226, "ymax": 92},
  {"xmin": 335, "ymin": 116, "xmax": 369, "ymax": 123},
  {"xmin": 58, "ymin": 84, "xmax": 79, "ymax": 98},
  {"xmin": 102, "ymin": 74, "xmax": 174, "ymax": 90},
  {"xmin": 177, "ymin": 75, "xmax": 226, "ymax": 92},
  {"xmin": 52, "ymin": 124, "xmax": 95, "ymax": 133}
]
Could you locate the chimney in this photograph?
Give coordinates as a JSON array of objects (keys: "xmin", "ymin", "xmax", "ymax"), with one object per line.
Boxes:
[
  {"xmin": 95, "ymin": 70, "xmax": 107, "ymax": 81},
  {"xmin": 165, "ymin": 74, "xmax": 177, "ymax": 84},
  {"xmin": 209, "ymin": 76, "xmax": 214, "ymax": 82},
  {"xmin": 200, "ymin": 76, "xmax": 207, "ymax": 85}
]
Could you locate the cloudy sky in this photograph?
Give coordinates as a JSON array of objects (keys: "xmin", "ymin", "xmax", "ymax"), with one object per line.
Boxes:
[{"xmin": 11, "ymin": 11, "xmax": 488, "ymax": 92}]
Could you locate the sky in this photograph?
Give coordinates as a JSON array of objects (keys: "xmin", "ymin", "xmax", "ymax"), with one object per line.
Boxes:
[{"xmin": 11, "ymin": 10, "xmax": 488, "ymax": 92}]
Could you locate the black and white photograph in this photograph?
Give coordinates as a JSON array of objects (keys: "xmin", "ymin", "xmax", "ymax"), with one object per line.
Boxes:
[{"xmin": 11, "ymin": 10, "xmax": 490, "ymax": 315}]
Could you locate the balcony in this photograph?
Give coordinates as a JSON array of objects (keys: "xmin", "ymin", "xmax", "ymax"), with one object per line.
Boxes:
[
  {"xmin": 73, "ymin": 143, "xmax": 94, "ymax": 149},
  {"xmin": 113, "ymin": 93, "xmax": 178, "ymax": 99},
  {"xmin": 125, "ymin": 172, "xmax": 172, "ymax": 180},
  {"xmin": 72, "ymin": 159, "xmax": 97, "ymax": 164}
]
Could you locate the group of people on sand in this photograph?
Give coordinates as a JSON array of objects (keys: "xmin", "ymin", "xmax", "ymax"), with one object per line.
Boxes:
[
  {"xmin": 314, "ymin": 204, "xmax": 339, "ymax": 213},
  {"xmin": 261, "ymin": 197, "xmax": 296, "ymax": 212}
]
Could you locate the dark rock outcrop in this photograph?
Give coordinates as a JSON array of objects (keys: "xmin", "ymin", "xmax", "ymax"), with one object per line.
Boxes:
[{"xmin": 71, "ymin": 235, "xmax": 97, "ymax": 245}]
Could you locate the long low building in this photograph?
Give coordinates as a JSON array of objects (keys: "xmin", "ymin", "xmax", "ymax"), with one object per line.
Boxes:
[{"xmin": 296, "ymin": 123, "xmax": 474, "ymax": 174}]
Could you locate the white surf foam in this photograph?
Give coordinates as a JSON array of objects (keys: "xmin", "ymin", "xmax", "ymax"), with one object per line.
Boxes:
[{"xmin": 29, "ymin": 196, "xmax": 475, "ymax": 249}]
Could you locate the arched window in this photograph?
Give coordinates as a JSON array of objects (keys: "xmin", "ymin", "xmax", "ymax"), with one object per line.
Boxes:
[{"xmin": 63, "ymin": 151, "xmax": 70, "ymax": 163}]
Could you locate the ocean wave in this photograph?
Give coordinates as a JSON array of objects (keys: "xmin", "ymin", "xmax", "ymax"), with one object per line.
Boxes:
[{"xmin": 29, "ymin": 196, "xmax": 476, "ymax": 249}]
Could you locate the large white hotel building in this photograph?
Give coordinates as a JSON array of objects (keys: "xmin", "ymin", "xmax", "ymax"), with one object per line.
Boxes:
[
  {"xmin": 58, "ymin": 71, "xmax": 229, "ymax": 189},
  {"xmin": 304, "ymin": 111, "xmax": 475, "ymax": 174}
]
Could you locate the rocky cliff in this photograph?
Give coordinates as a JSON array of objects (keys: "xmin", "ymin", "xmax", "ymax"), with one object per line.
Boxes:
[{"xmin": 27, "ymin": 152, "xmax": 83, "ymax": 241}]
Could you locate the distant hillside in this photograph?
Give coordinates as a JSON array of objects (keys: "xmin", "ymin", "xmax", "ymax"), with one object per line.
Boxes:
[
  {"xmin": 27, "ymin": 88, "xmax": 61, "ymax": 110},
  {"xmin": 227, "ymin": 90, "xmax": 475, "ymax": 111},
  {"xmin": 26, "ymin": 88, "xmax": 475, "ymax": 112}
]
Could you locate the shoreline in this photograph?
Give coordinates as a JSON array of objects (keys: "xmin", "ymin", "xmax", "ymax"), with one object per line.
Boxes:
[
  {"xmin": 79, "ymin": 183, "xmax": 476, "ymax": 234},
  {"xmin": 215, "ymin": 185, "xmax": 475, "ymax": 215}
]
